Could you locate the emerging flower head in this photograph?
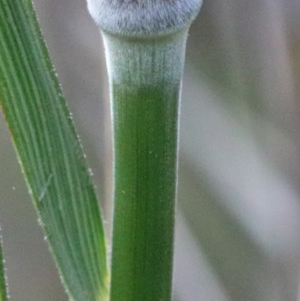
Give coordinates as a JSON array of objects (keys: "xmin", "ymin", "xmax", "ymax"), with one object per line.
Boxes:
[{"xmin": 87, "ymin": 0, "xmax": 203, "ymax": 37}]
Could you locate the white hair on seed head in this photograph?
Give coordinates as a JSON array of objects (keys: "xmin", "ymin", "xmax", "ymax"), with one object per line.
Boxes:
[{"xmin": 87, "ymin": 0, "xmax": 203, "ymax": 37}]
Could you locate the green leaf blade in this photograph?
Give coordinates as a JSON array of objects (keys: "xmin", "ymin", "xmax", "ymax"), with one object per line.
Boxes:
[
  {"xmin": 0, "ymin": 237, "xmax": 8, "ymax": 301},
  {"xmin": 0, "ymin": 1, "xmax": 108, "ymax": 300}
]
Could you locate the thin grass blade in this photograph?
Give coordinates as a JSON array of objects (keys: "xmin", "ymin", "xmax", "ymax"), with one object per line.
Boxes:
[
  {"xmin": 0, "ymin": 1, "xmax": 108, "ymax": 300},
  {"xmin": 0, "ymin": 237, "xmax": 8, "ymax": 301}
]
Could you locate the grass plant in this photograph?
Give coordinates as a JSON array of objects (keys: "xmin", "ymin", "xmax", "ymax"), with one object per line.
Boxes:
[{"xmin": 0, "ymin": 0, "xmax": 202, "ymax": 300}]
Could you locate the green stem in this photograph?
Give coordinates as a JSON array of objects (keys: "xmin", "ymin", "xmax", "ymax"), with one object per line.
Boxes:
[
  {"xmin": 103, "ymin": 32, "xmax": 188, "ymax": 301},
  {"xmin": 87, "ymin": 1, "xmax": 202, "ymax": 300}
]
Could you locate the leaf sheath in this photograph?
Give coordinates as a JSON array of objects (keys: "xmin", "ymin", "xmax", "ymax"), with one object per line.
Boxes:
[{"xmin": 103, "ymin": 32, "xmax": 188, "ymax": 301}]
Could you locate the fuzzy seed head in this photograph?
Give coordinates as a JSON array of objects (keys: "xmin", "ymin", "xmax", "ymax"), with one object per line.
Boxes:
[{"xmin": 87, "ymin": 0, "xmax": 203, "ymax": 37}]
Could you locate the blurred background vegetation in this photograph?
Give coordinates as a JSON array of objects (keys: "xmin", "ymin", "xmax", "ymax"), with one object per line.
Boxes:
[{"xmin": 1, "ymin": 0, "xmax": 300, "ymax": 300}]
